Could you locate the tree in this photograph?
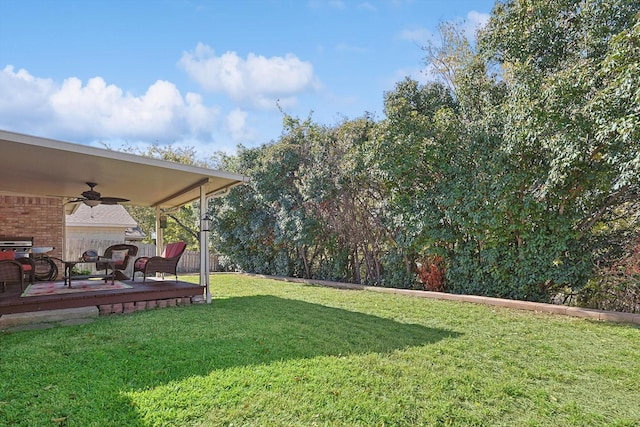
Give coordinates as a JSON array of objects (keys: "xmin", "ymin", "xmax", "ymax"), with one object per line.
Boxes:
[
  {"xmin": 372, "ymin": 78, "xmax": 458, "ymax": 287},
  {"xmin": 375, "ymin": 15, "xmax": 604, "ymax": 301},
  {"xmin": 206, "ymin": 1, "xmax": 640, "ymax": 308},
  {"xmin": 479, "ymin": 0, "xmax": 640, "ymax": 228},
  {"xmin": 209, "ymin": 113, "xmax": 392, "ymax": 284},
  {"xmin": 474, "ymin": 0, "xmax": 640, "ymax": 299}
]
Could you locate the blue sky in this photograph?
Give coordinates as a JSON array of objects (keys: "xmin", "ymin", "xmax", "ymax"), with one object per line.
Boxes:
[{"xmin": 0, "ymin": 0, "xmax": 496, "ymax": 160}]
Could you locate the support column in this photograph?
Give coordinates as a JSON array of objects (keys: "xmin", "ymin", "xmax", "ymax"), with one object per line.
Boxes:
[
  {"xmin": 155, "ymin": 206, "xmax": 163, "ymax": 280},
  {"xmin": 155, "ymin": 206, "xmax": 163, "ymax": 256},
  {"xmin": 199, "ymin": 186, "xmax": 211, "ymax": 303}
]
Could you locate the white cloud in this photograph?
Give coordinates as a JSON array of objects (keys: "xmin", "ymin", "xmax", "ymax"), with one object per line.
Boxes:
[
  {"xmin": 307, "ymin": 0, "xmax": 345, "ymax": 10},
  {"xmin": 357, "ymin": 2, "xmax": 377, "ymax": 12},
  {"xmin": 467, "ymin": 10, "xmax": 490, "ymax": 28},
  {"xmin": 0, "ymin": 66, "xmax": 56, "ymax": 132},
  {"xmin": 225, "ymin": 108, "xmax": 255, "ymax": 143},
  {"xmin": 336, "ymin": 43, "xmax": 367, "ymax": 54},
  {"xmin": 463, "ymin": 10, "xmax": 491, "ymax": 40},
  {"xmin": 399, "ymin": 10, "xmax": 490, "ymax": 48},
  {"xmin": 392, "ymin": 66, "xmax": 433, "ymax": 86},
  {"xmin": 327, "ymin": 0, "xmax": 346, "ymax": 9},
  {"xmin": 0, "ymin": 65, "xmax": 224, "ymax": 144},
  {"xmin": 184, "ymin": 92, "xmax": 222, "ymax": 137},
  {"xmin": 178, "ymin": 43, "xmax": 319, "ymax": 110},
  {"xmin": 399, "ymin": 27, "xmax": 435, "ymax": 46}
]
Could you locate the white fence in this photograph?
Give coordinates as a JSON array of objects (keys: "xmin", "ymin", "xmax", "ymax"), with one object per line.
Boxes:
[{"xmin": 65, "ymin": 239, "xmax": 218, "ymax": 275}]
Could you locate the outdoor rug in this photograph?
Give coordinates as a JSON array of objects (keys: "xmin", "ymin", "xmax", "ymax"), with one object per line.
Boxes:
[{"xmin": 21, "ymin": 279, "xmax": 133, "ymax": 297}]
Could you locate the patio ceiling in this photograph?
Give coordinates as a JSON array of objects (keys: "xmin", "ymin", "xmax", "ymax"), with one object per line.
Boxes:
[{"xmin": 0, "ymin": 130, "xmax": 249, "ymax": 210}]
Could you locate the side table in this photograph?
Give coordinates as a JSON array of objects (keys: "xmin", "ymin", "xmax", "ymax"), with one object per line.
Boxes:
[{"xmin": 60, "ymin": 258, "xmax": 116, "ymax": 288}]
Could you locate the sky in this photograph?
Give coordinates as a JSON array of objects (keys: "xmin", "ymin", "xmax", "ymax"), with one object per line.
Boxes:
[{"xmin": 0, "ymin": 0, "xmax": 497, "ymax": 160}]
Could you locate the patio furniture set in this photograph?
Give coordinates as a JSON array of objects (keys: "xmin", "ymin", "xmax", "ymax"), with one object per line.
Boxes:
[{"xmin": 0, "ymin": 238, "xmax": 186, "ymax": 291}]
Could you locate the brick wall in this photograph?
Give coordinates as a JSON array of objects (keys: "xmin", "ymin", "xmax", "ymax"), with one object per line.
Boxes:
[{"xmin": 0, "ymin": 195, "xmax": 64, "ymax": 262}]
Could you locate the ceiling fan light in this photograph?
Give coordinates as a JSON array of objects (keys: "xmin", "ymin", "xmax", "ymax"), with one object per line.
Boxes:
[{"xmin": 83, "ymin": 199, "xmax": 101, "ymax": 207}]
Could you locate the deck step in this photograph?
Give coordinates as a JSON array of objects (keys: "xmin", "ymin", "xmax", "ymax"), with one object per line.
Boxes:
[{"xmin": 0, "ymin": 306, "xmax": 99, "ymax": 329}]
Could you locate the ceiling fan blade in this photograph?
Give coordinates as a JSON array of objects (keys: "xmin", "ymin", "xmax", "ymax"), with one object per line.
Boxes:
[
  {"xmin": 99, "ymin": 197, "xmax": 130, "ymax": 205},
  {"xmin": 81, "ymin": 191, "xmax": 101, "ymax": 200}
]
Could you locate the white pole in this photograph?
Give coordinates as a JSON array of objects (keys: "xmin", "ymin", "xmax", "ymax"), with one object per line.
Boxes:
[
  {"xmin": 155, "ymin": 206, "xmax": 163, "ymax": 255},
  {"xmin": 155, "ymin": 206, "xmax": 163, "ymax": 279},
  {"xmin": 200, "ymin": 186, "xmax": 211, "ymax": 303}
]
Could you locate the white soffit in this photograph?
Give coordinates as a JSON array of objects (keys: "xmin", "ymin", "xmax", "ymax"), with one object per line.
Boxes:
[{"xmin": 0, "ymin": 130, "xmax": 249, "ymax": 209}]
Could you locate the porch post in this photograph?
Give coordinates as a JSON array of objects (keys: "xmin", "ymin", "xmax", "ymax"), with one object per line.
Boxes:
[
  {"xmin": 154, "ymin": 206, "xmax": 163, "ymax": 279},
  {"xmin": 200, "ymin": 186, "xmax": 211, "ymax": 303},
  {"xmin": 155, "ymin": 206, "xmax": 163, "ymax": 256}
]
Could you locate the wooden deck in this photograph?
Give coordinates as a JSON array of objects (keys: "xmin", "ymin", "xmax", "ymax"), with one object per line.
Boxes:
[{"xmin": 0, "ymin": 278, "xmax": 204, "ymax": 316}]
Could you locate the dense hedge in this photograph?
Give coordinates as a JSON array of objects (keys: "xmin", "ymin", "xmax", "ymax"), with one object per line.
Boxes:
[{"xmin": 207, "ymin": 0, "xmax": 640, "ymax": 309}]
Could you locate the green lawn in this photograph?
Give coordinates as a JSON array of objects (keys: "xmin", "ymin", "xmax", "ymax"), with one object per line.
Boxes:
[{"xmin": 1, "ymin": 275, "xmax": 639, "ymax": 426}]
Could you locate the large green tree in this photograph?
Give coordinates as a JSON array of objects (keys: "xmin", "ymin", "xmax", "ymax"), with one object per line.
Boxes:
[
  {"xmin": 209, "ymin": 114, "xmax": 391, "ymax": 284},
  {"xmin": 207, "ymin": 0, "xmax": 640, "ymax": 308},
  {"xmin": 374, "ymin": 1, "xmax": 639, "ymax": 301},
  {"xmin": 477, "ymin": 0, "xmax": 640, "ymax": 297}
]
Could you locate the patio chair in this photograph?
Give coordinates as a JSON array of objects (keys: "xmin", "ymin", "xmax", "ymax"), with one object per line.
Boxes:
[
  {"xmin": 16, "ymin": 257, "xmax": 35, "ymax": 286},
  {"xmin": 0, "ymin": 251, "xmax": 34, "ymax": 291},
  {"xmin": 132, "ymin": 241, "xmax": 186, "ymax": 283},
  {"xmin": 0, "ymin": 260, "xmax": 22, "ymax": 292},
  {"xmin": 96, "ymin": 244, "xmax": 139, "ymax": 280},
  {"xmin": 0, "ymin": 250, "xmax": 36, "ymax": 289}
]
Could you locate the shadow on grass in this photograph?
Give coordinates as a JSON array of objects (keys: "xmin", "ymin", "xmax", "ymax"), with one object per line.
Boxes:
[{"xmin": 1, "ymin": 295, "xmax": 460, "ymax": 426}]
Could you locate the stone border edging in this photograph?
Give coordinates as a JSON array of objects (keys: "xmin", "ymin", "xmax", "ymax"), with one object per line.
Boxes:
[{"xmin": 240, "ymin": 273, "xmax": 640, "ymax": 325}]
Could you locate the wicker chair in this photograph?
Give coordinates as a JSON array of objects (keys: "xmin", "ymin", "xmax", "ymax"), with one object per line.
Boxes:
[
  {"xmin": 96, "ymin": 244, "xmax": 139, "ymax": 280},
  {"xmin": 133, "ymin": 241, "xmax": 186, "ymax": 283},
  {"xmin": 0, "ymin": 250, "xmax": 35, "ymax": 292},
  {"xmin": 0, "ymin": 259, "xmax": 28, "ymax": 292}
]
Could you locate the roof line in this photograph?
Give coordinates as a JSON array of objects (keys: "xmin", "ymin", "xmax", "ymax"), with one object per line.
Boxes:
[
  {"xmin": 152, "ymin": 177, "xmax": 211, "ymax": 207},
  {"xmin": 0, "ymin": 129, "xmax": 247, "ymax": 182}
]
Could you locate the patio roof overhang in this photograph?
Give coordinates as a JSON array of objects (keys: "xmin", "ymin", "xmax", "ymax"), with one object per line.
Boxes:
[
  {"xmin": 1, "ymin": 129, "xmax": 249, "ymax": 304},
  {"xmin": 0, "ymin": 129, "xmax": 249, "ymax": 209}
]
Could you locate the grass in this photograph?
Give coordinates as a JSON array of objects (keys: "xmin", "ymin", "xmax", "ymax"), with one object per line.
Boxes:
[{"xmin": 1, "ymin": 274, "xmax": 639, "ymax": 426}]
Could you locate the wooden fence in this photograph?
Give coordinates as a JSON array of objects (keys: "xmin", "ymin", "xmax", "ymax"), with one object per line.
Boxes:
[{"xmin": 64, "ymin": 239, "xmax": 218, "ymax": 275}]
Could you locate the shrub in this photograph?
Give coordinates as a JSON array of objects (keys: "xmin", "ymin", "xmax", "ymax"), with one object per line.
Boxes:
[
  {"xmin": 578, "ymin": 237, "xmax": 640, "ymax": 313},
  {"xmin": 415, "ymin": 255, "xmax": 446, "ymax": 292}
]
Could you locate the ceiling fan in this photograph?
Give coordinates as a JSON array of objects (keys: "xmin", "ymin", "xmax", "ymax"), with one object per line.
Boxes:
[{"xmin": 68, "ymin": 182, "xmax": 129, "ymax": 207}]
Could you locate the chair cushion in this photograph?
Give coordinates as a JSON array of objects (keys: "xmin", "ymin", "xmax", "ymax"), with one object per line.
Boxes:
[
  {"xmin": 0, "ymin": 251, "xmax": 15, "ymax": 260},
  {"xmin": 135, "ymin": 258, "xmax": 148, "ymax": 269},
  {"xmin": 165, "ymin": 242, "xmax": 186, "ymax": 258},
  {"xmin": 111, "ymin": 249, "xmax": 129, "ymax": 267}
]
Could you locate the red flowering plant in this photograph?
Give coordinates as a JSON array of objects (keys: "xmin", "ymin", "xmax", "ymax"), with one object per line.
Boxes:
[{"xmin": 415, "ymin": 255, "xmax": 446, "ymax": 292}]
